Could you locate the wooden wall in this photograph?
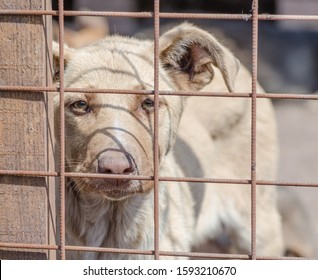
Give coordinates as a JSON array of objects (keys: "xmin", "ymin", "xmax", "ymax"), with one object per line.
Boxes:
[{"xmin": 0, "ymin": 0, "xmax": 56, "ymax": 259}]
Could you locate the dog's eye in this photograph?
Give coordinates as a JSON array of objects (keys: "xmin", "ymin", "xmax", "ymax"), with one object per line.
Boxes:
[
  {"xmin": 141, "ymin": 98, "xmax": 155, "ymax": 112},
  {"xmin": 71, "ymin": 100, "xmax": 91, "ymax": 114}
]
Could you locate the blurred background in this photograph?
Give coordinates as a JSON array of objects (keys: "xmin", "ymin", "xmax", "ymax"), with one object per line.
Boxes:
[
  {"xmin": 53, "ymin": 0, "xmax": 318, "ymax": 94},
  {"xmin": 52, "ymin": 0, "xmax": 318, "ymax": 255}
]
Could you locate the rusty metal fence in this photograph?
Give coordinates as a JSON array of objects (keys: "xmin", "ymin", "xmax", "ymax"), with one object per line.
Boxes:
[{"xmin": 0, "ymin": 0, "xmax": 318, "ymax": 260}]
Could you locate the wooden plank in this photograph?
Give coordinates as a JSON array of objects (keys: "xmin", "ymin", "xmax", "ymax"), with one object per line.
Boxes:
[{"xmin": 0, "ymin": 0, "xmax": 55, "ymax": 259}]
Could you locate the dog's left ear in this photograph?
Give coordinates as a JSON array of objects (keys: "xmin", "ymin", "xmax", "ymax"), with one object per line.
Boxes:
[
  {"xmin": 52, "ymin": 41, "xmax": 74, "ymax": 83},
  {"xmin": 159, "ymin": 23, "xmax": 240, "ymax": 92}
]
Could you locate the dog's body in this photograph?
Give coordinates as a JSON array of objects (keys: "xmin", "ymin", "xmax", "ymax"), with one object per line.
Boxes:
[{"xmin": 54, "ymin": 23, "xmax": 284, "ymax": 259}]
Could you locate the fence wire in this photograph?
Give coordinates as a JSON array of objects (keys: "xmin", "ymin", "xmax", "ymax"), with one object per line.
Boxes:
[{"xmin": 0, "ymin": 0, "xmax": 317, "ymax": 260}]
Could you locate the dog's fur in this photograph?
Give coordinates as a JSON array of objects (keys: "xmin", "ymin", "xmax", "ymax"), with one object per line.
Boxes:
[{"xmin": 53, "ymin": 23, "xmax": 285, "ymax": 259}]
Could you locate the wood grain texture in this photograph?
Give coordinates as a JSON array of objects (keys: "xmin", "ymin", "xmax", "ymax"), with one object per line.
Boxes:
[{"xmin": 0, "ymin": 0, "xmax": 55, "ymax": 259}]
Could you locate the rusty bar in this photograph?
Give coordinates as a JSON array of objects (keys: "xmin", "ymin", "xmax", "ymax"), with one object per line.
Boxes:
[
  {"xmin": 2, "ymin": 84, "xmax": 318, "ymax": 100},
  {"xmin": 159, "ymin": 251, "xmax": 250, "ymax": 260},
  {"xmin": 63, "ymin": 10, "xmax": 153, "ymax": 18},
  {"xmin": 161, "ymin": 177, "xmax": 318, "ymax": 188},
  {"xmin": 62, "ymin": 88, "xmax": 152, "ymax": 95},
  {"xmin": 0, "ymin": 86, "xmax": 56, "ymax": 92},
  {"xmin": 157, "ymin": 91, "xmax": 318, "ymax": 100},
  {"xmin": 2, "ymin": 169, "xmax": 318, "ymax": 188},
  {"xmin": 256, "ymin": 255, "xmax": 318, "ymax": 260},
  {"xmin": 160, "ymin": 177, "xmax": 249, "ymax": 184},
  {"xmin": 250, "ymin": 0, "xmax": 259, "ymax": 260},
  {"xmin": 66, "ymin": 246, "xmax": 249, "ymax": 260},
  {"xmin": 153, "ymin": 0, "xmax": 161, "ymax": 261},
  {"xmin": 2, "ymin": 86, "xmax": 318, "ymax": 100},
  {"xmin": 0, "ymin": 10, "xmax": 153, "ymax": 17},
  {"xmin": 160, "ymin": 12, "xmax": 318, "ymax": 21},
  {"xmin": 256, "ymin": 180, "xmax": 318, "ymax": 188},
  {"xmin": 258, "ymin": 14, "xmax": 318, "ymax": 21},
  {"xmin": 66, "ymin": 172, "xmax": 153, "ymax": 181},
  {"xmin": 159, "ymin": 12, "xmax": 252, "ymax": 20},
  {"xmin": 66, "ymin": 246, "xmax": 153, "ymax": 256},
  {"xmin": 2, "ymin": 9, "xmax": 318, "ymax": 21},
  {"xmin": 57, "ymin": 0, "xmax": 66, "ymax": 260},
  {"xmin": 0, "ymin": 241, "xmax": 317, "ymax": 260},
  {"xmin": 0, "ymin": 170, "xmax": 58, "ymax": 177},
  {"xmin": 0, "ymin": 10, "xmax": 57, "ymax": 15},
  {"xmin": 254, "ymin": 93, "xmax": 318, "ymax": 100},
  {"xmin": 0, "ymin": 242, "xmax": 58, "ymax": 251},
  {"xmin": 2, "ymin": 9, "xmax": 318, "ymax": 22}
]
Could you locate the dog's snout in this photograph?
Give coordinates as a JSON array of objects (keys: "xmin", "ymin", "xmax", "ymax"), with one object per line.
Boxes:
[{"xmin": 98, "ymin": 151, "xmax": 135, "ymax": 175}]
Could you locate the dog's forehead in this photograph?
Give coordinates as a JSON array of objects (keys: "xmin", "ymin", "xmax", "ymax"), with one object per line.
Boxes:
[{"xmin": 65, "ymin": 36, "xmax": 158, "ymax": 90}]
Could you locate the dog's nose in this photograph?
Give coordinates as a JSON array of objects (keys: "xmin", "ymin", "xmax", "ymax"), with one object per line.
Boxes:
[{"xmin": 97, "ymin": 151, "xmax": 135, "ymax": 175}]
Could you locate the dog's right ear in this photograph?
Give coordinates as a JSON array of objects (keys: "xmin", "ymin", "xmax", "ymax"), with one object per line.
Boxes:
[{"xmin": 52, "ymin": 41, "xmax": 74, "ymax": 83}]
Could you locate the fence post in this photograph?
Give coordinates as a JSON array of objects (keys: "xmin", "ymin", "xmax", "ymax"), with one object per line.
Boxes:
[{"xmin": 0, "ymin": 0, "xmax": 55, "ymax": 259}]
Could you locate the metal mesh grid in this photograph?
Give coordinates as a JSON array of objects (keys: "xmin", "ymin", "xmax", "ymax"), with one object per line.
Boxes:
[{"xmin": 0, "ymin": 0, "xmax": 317, "ymax": 260}]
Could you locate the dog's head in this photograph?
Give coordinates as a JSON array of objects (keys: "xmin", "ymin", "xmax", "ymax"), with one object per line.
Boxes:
[{"xmin": 53, "ymin": 23, "xmax": 239, "ymax": 200}]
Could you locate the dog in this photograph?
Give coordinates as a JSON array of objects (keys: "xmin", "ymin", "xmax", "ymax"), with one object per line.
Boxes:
[{"xmin": 53, "ymin": 23, "xmax": 285, "ymax": 259}]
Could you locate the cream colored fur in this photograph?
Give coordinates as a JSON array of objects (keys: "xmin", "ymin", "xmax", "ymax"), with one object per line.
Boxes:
[{"xmin": 53, "ymin": 23, "xmax": 285, "ymax": 259}]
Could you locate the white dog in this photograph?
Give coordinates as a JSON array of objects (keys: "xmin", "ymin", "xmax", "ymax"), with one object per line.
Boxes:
[{"xmin": 53, "ymin": 23, "xmax": 285, "ymax": 259}]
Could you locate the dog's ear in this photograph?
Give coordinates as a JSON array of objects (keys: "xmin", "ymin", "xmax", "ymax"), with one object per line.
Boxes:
[
  {"xmin": 52, "ymin": 41, "xmax": 74, "ymax": 83},
  {"xmin": 159, "ymin": 23, "xmax": 240, "ymax": 92}
]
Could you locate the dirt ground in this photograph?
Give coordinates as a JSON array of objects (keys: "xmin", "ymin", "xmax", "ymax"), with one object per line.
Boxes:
[{"xmin": 274, "ymin": 100, "xmax": 318, "ymax": 256}]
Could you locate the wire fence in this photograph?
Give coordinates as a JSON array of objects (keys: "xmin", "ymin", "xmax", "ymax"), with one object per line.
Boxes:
[{"xmin": 0, "ymin": 0, "xmax": 317, "ymax": 260}]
